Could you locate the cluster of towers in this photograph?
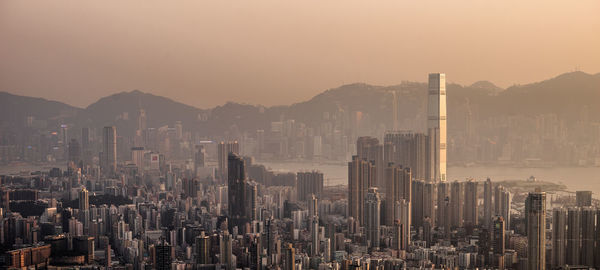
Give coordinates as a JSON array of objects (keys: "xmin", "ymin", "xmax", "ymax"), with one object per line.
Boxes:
[
  {"xmin": 348, "ymin": 73, "xmax": 448, "ymax": 251},
  {"xmin": 347, "ymin": 74, "xmax": 521, "ymax": 267},
  {"xmin": 550, "ymin": 191, "xmax": 600, "ymax": 269},
  {"xmin": 227, "ymin": 152, "xmax": 258, "ymax": 232}
]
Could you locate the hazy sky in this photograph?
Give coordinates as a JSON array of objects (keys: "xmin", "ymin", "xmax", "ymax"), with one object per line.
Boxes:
[{"xmin": 1, "ymin": 1, "xmax": 599, "ymax": 108}]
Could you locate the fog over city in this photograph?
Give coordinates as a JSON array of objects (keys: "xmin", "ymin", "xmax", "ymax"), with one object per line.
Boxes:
[
  {"xmin": 1, "ymin": 1, "xmax": 599, "ymax": 108},
  {"xmin": 0, "ymin": 1, "xmax": 599, "ymax": 270}
]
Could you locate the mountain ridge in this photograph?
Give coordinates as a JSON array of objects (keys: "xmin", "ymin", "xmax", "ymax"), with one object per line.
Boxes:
[
  {"xmin": 2, "ymin": 71, "xmax": 597, "ymax": 112},
  {"xmin": 1, "ymin": 71, "xmax": 599, "ymax": 136}
]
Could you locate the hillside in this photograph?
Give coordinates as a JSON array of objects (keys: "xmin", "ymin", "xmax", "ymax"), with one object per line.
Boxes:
[
  {"xmin": 0, "ymin": 92, "xmax": 80, "ymax": 128},
  {"xmin": 81, "ymin": 90, "xmax": 207, "ymax": 136},
  {"xmin": 491, "ymin": 71, "xmax": 600, "ymax": 121}
]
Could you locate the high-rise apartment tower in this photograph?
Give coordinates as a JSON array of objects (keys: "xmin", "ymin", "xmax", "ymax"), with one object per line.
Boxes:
[
  {"xmin": 552, "ymin": 208, "xmax": 567, "ymax": 268},
  {"xmin": 526, "ymin": 191, "xmax": 546, "ymax": 270},
  {"xmin": 218, "ymin": 141, "xmax": 240, "ymax": 183}
]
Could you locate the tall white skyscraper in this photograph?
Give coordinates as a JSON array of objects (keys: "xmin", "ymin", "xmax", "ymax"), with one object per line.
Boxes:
[{"xmin": 427, "ymin": 73, "xmax": 447, "ymax": 182}]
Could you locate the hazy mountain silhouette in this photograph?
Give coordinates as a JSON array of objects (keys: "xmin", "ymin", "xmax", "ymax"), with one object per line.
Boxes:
[
  {"xmin": 0, "ymin": 91, "xmax": 80, "ymax": 128},
  {"xmin": 81, "ymin": 90, "xmax": 207, "ymax": 135},
  {"xmin": 1, "ymin": 71, "xmax": 599, "ymax": 136},
  {"xmin": 491, "ymin": 71, "xmax": 600, "ymax": 121},
  {"xmin": 470, "ymin": 81, "xmax": 503, "ymax": 94}
]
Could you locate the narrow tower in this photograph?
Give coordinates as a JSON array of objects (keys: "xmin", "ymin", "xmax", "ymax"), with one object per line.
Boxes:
[
  {"xmin": 102, "ymin": 126, "xmax": 117, "ymax": 175},
  {"xmin": 526, "ymin": 191, "xmax": 546, "ymax": 270},
  {"xmin": 427, "ymin": 73, "xmax": 447, "ymax": 182}
]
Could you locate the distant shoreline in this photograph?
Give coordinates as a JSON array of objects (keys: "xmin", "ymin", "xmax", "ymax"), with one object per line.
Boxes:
[{"xmin": 255, "ymin": 158, "xmax": 600, "ymax": 169}]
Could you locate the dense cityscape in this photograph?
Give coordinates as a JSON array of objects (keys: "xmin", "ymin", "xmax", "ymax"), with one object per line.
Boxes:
[{"xmin": 1, "ymin": 73, "xmax": 598, "ymax": 270}]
